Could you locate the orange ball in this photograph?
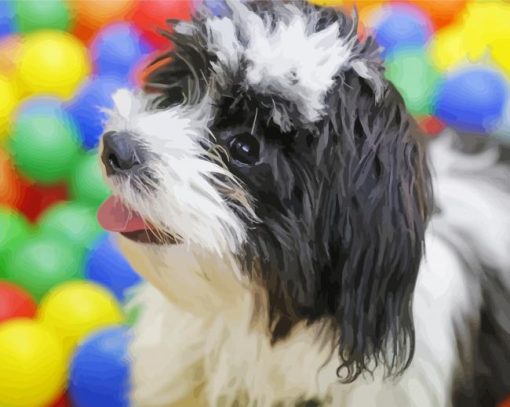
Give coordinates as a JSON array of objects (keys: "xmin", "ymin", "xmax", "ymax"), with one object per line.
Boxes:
[
  {"xmin": 70, "ymin": 0, "xmax": 135, "ymax": 43},
  {"xmin": 395, "ymin": 0, "xmax": 467, "ymax": 29}
]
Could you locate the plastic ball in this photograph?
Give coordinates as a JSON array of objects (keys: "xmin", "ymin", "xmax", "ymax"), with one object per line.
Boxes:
[
  {"xmin": 17, "ymin": 31, "xmax": 90, "ymax": 99},
  {"xmin": 462, "ymin": 3, "xmax": 510, "ymax": 61},
  {"xmin": 0, "ymin": 1, "xmax": 15, "ymax": 38},
  {"xmin": 372, "ymin": 4, "xmax": 433, "ymax": 57},
  {"xmin": 91, "ymin": 22, "xmax": 153, "ymax": 80},
  {"xmin": 66, "ymin": 75, "xmax": 124, "ymax": 150},
  {"xmin": 435, "ymin": 67, "xmax": 509, "ymax": 134},
  {"xmin": 131, "ymin": 0, "xmax": 192, "ymax": 49},
  {"xmin": 398, "ymin": 0, "xmax": 467, "ymax": 29},
  {"xmin": 491, "ymin": 39, "xmax": 510, "ymax": 79},
  {"xmin": 4, "ymin": 233, "xmax": 84, "ymax": 301},
  {"xmin": 0, "ymin": 149, "xmax": 26, "ymax": 210},
  {"xmin": 9, "ymin": 102, "xmax": 81, "ymax": 184},
  {"xmin": 0, "ymin": 73, "xmax": 18, "ymax": 142},
  {"xmin": 69, "ymin": 326, "xmax": 130, "ymax": 407},
  {"xmin": 70, "ymin": 0, "xmax": 136, "ymax": 43},
  {"xmin": 385, "ymin": 48, "xmax": 440, "ymax": 116},
  {"xmin": 51, "ymin": 392, "xmax": 72, "ymax": 407},
  {"xmin": 0, "ymin": 281, "xmax": 37, "ymax": 322},
  {"xmin": 13, "ymin": 0, "xmax": 71, "ymax": 33},
  {"xmin": 86, "ymin": 234, "xmax": 141, "ymax": 301},
  {"xmin": 38, "ymin": 202, "xmax": 103, "ymax": 250},
  {"xmin": 38, "ymin": 281, "xmax": 124, "ymax": 358},
  {"xmin": 428, "ymin": 25, "xmax": 467, "ymax": 72},
  {"xmin": 0, "ymin": 319, "xmax": 67, "ymax": 407},
  {"xmin": 17, "ymin": 182, "xmax": 69, "ymax": 223},
  {"xmin": 0, "ymin": 207, "xmax": 30, "ymax": 276},
  {"xmin": 69, "ymin": 152, "xmax": 110, "ymax": 207}
]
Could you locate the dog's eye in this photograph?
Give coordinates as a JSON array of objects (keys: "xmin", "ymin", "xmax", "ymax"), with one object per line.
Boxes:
[{"xmin": 228, "ymin": 134, "xmax": 260, "ymax": 165}]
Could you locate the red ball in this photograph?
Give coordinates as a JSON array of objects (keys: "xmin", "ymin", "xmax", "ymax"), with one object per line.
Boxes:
[
  {"xmin": 50, "ymin": 391, "xmax": 72, "ymax": 407},
  {"xmin": 418, "ymin": 116, "xmax": 446, "ymax": 137},
  {"xmin": 130, "ymin": 0, "xmax": 192, "ymax": 49},
  {"xmin": 0, "ymin": 281, "xmax": 37, "ymax": 323},
  {"xmin": 18, "ymin": 182, "xmax": 69, "ymax": 223}
]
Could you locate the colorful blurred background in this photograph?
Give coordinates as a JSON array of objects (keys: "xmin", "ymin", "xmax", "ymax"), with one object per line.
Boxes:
[{"xmin": 1, "ymin": 0, "xmax": 510, "ymax": 406}]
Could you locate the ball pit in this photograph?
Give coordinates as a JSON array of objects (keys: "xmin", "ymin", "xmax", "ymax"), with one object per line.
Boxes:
[
  {"xmin": 38, "ymin": 280, "xmax": 124, "ymax": 358},
  {"xmin": 0, "ymin": 319, "xmax": 67, "ymax": 407},
  {"xmin": 1, "ymin": 0, "xmax": 510, "ymax": 406},
  {"xmin": 69, "ymin": 326, "xmax": 131, "ymax": 407}
]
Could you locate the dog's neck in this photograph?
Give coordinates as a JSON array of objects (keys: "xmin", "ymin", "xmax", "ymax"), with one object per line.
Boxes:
[{"xmin": 117, "ymin": 235, "xmax": 251, "ymax": 317}]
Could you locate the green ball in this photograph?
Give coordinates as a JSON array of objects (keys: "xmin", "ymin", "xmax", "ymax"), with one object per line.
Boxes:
[
  {"xmin": 4, "ymin": 233, "xmax": 84, "ymax": 302},
  {"xmin": 385, "ymin": 48, "xmax": 441, "ymax": 116},
  {"xmin": 69, "ymin": 152, "xmax": 110, "ymax": 207},
  {"xmin": 38, "ymin": 202, "xmax": 103, "ymax": 250},
  {"xmin": 14, "ymin": 0, "xmax": 71, "ymax": 33},
  {"xmin": 0, "ymin": 207, "xmax": 31, "ymax": 277},
  {"xmin": 9, "ymin": 108, "xmax": 81, "ymax": 184}
]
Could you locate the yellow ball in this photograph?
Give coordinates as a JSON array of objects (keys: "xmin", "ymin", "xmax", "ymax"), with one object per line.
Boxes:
[
  {"xmin": 0, "ymin": 74, "xmax": 18, "ymax": 143},
  {"xmin": 38, "ymin": 281, "xmax": 124, "ymax": 359},
  {"xmin": 429, "ymin": 25, "xmax": 467, "ymax": 71},
  {"xmin": 17, "ymin": 31, "xmax": 90, "ymax": 100},
  {"xmin": 462, "ymin": 2, "xmax": 510, "ymax": 61},
  {"xmin": 492, "ymin": 39, "xmax": 510, "ymax": 78},
  {"xmin": 0, "ymin": 319, "xmax": 67, "ymax": 407}
]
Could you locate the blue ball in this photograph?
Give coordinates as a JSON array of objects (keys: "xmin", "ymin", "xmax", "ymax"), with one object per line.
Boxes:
[
  {"xmin": 373, "ymin": 4, "xmax": 432, "ymax": 57},
  {"xmin": 66, "ymin": 76, "xmax": 125, "ymax": 150},
  {"xmin": 91, "ymin": 23, "xmax": 153, "ymax": 80},
  {"xmin": 86, "ymin": 234, "xmax": 142, "ymax": 301},
  {"xmin": 0, "ymin": 1, "xmax": 15, "ymax": 38},
  {"xmin": 70, "ymin": 326, "xmax": 131, "ymax": 407},
  {"xmin": 435, "ymin": 67, "xmax": 508, "ymax": 134}
]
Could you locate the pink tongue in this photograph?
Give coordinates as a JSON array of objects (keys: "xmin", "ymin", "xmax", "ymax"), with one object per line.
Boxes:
[{"xmin": 97, "ymin": 196, "xmax": 148, "ymax": 233}]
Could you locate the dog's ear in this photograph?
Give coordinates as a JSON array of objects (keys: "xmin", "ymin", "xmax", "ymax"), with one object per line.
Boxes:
[{"xmin": 320, "ymin": 72, "xmax": 432, "ymax": 381}]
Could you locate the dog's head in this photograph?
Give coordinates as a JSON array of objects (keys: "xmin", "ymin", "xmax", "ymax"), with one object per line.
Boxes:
[{"xmin": 99, "ymin": 0, "xmax": 431, "ymax": 382}]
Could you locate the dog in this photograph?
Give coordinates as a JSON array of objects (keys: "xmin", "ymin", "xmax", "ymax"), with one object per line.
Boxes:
[{"xmin": 97, "ymin": 1, "xmax": 510, "ymax": 405}]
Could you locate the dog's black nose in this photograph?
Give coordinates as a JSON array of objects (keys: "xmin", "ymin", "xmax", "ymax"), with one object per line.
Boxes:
[{"xmin": 101, "ymin": 131, "xmax": 143, "ymax": 176}]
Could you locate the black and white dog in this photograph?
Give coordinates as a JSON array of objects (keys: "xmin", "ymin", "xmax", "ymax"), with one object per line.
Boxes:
[{"xmin": 97, "ymin": 1, "xmax": 510, "ymax": 405}]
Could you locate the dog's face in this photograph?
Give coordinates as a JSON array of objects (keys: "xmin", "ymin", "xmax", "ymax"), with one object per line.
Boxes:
[{"xmin": 99, "ymin": 0, "xmax": 431, "ymax": 382}]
